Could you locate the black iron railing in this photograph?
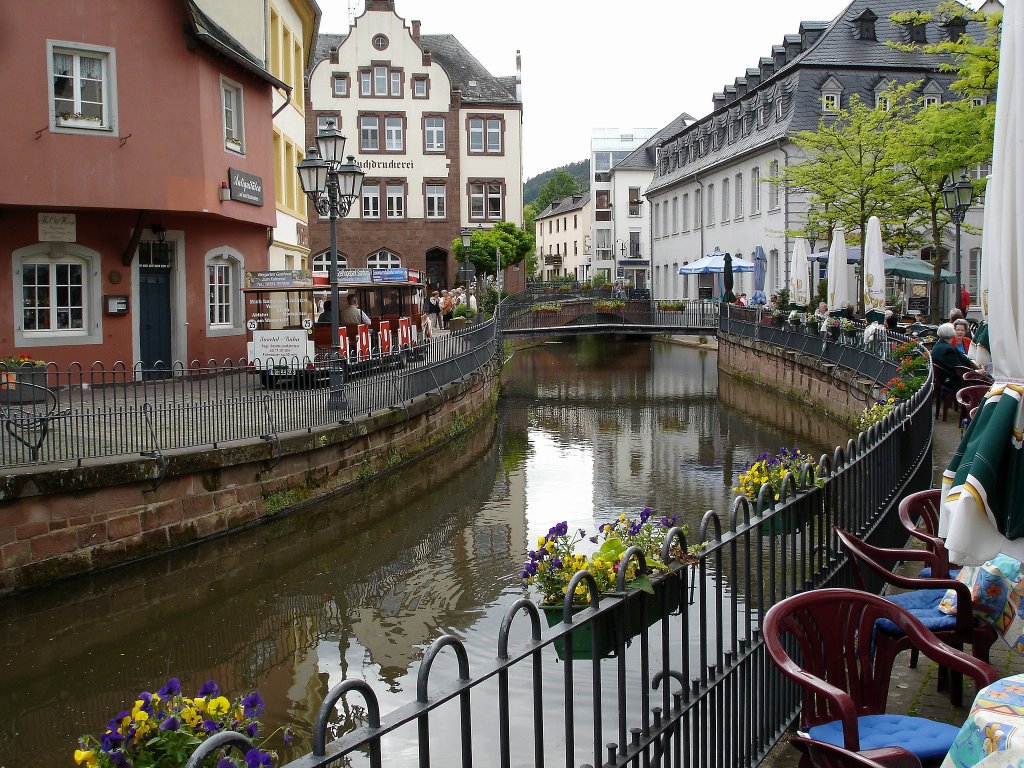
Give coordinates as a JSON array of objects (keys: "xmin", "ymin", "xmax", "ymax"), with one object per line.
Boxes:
[
  {"xmin": 183, "ymin": 316, "xmax": 934, "ymax": 768},
  {"xmin": 0, "ymin": 319, "xmax": 500, "ymax": 469},
  {"xmin": 499, "ymin": 299, "xmax": 720, "ymax": 335}
]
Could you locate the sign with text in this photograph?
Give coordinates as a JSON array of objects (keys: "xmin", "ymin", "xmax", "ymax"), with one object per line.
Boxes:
[
  {"xmin": 372, "ymin": 267, "xmax": 409, "ymax": 283},
  {"xmin": 252, "ymin": 330, "xmax": 308, "ymax": 362},
  {"xmin": 338, "ymin": 268, "xmax": 373, "ymax": 284},
  {"xmin": 228, "ymin": 168, "xmax": 264, "ymax": 206},
  {"xmin": 246, "ymin": 270, "xmax": 313, "ymax": 289},
  {"xmin": 38, "ymin": 213, "xmax": 76, "ymax": 242}
]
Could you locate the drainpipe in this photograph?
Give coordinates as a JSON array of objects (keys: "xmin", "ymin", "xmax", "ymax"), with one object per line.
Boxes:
[
  {"xmin": 776, "ymin": 139, "xmax": 791, "ymax": 292},
  {"xmin": 271, "ymin": 84, "xmax": 293, "ymax": 119}
]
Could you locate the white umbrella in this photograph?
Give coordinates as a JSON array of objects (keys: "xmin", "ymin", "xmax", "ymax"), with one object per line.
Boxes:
[
  {"xmin": 826, "ymin": 226, "xmax": 854, "ymax": 311},
  {"xmin": 862, "ymin": 216, "xmax": 887, "ymax": 313},
  {"xmin": 940, "ymin": 0, "xmax": 1024, "ymax": 566},
  {"xmin": 788, "ymin": 238, "xmax": 812, "ymax": 306}
]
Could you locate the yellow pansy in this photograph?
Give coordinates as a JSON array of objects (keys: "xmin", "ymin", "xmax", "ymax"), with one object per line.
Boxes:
[
  {"xmin": 537, "ymin": 536, "xmax": 546, "ymax": 548},
  {"xmin": 74, "ymin": 749, "xmax": 98, "ymax": 768},
  {"xmin": 208, "ymin": 696, "xmax": 231, "ymax": 716},
  {"xmin": 194, "ymin": 697, "xmax": 207, "ymax": 713}
]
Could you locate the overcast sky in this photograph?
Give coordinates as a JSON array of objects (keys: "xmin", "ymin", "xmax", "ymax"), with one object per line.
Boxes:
[{"xmin": 317, "ymin": 1, "xmax": 925, "ymax": 178}]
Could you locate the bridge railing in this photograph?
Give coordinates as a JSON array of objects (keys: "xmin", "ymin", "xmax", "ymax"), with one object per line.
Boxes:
[
  {"xmin": 188, "ymin": 316, "xmax": 933, "ymax": 768},
  {"xmin": 0, "ymin": 319, "xmax": 500, "ymax": 469},
  {"xmin": 498, "ymin": 298, "xmax": 721, "ymax": 333}
]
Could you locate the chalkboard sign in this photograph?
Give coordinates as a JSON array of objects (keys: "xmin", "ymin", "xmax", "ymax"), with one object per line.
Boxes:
[
  {"xmin": 908, "ymin": 296, "xmax": 929, "ymax": 313},
  {"xmin": 698, "ymin": 286, "xmax": 713, "ymax": 300},
  {"xmin": 629, "ymin": 288, "xmax": 650, "ymax": 301}
]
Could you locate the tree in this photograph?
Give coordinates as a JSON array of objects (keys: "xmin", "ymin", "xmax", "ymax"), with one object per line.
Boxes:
[
  {"xmin": 781, "ymin": 87, "xmax": 915, "ymax": 313},
  {"xmin": 532, "ymin": 170, "xmax": 584, "ymax": 214},
  {"xmin": 452, "ymin": 221, "xmax": 535, "ymax": 280}
]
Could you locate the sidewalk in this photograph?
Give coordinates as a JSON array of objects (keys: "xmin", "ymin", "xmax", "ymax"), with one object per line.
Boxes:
[{"xmin": 760, "ymin": 412, "xmax": 1024, "ymax": 767}]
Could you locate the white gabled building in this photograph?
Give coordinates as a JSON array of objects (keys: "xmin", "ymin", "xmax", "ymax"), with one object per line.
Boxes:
[{"xmin": 534, "ymin": 193, "xmax": 592, "ymax": 282}]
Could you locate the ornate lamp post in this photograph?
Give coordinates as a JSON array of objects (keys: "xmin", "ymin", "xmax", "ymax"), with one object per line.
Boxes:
[
  {"xmin": 941, "ymin": 171, "xmax": 975, "ymax": 313},
  {"xmin": 805, "ymin": 218, "xmax": 820, "ymax": 301},
  {"xmin": 295, "ymin": 120, "xmax": 364, "ymax": 409},
  {"xmin": 460, "ymin": 227, "xmax": 474, "ymax": 319}
]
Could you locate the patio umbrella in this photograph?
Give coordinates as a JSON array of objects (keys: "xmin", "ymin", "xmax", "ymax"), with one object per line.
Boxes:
[
  {"xmin": 751, "ymin": 245, "xmax": 768, "ymax": 305},
  {"xmin": 723, "ymin": 252, "xmax": 737, "ymax": 303},
  {"xmin": 940, "ymin": 0, "xmax": 1024, "ymax": 565},
  {"xmin": 862, "ymin": 216, "xmax": 887, "ymax": 313},
  {"xmin": 788, "ymin": 238, "xmax": 811, "ymax": 306},
  {"xmin": 883, "ymin": 255, "xmax": 956, "ymax": 283},
  {"xmin": 826, "ymin": 226, "xmax": 854, "ymax": 311},
  {"xmin": 678, "ymin": 247, "xmax": 756, "ymax": 274}
]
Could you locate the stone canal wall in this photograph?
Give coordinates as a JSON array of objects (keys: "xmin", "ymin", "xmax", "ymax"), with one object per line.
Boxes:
[
  {"xmin": 0, "ymin": 369, "xmax": 499, "ymax": 595},
  {"xmin": 717, "ymin": 331, "xmax": 881, "ymax": 424}
]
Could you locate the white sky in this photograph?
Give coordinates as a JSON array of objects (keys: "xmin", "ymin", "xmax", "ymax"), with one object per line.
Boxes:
[{"xmin": 317, "ymin": 1, "xmax": 886, "ymax": 178}]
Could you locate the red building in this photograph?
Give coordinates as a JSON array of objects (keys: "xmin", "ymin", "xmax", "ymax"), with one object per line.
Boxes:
[{"xmin": 1, "ymin": 1, "xmax": 283, "ymax": 370}]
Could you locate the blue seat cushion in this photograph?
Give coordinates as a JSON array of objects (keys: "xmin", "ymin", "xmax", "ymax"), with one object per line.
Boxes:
[
  {"xmin": 917, "ymin": 567, "xmax": 962, "ymax": 579},
  {"xmin": 875, "ymin": 589, "xmax": 957, "ymax": 635},
  {"xmin": 808, "ymin": 714, "xmax": 960, "ymax": 762}
]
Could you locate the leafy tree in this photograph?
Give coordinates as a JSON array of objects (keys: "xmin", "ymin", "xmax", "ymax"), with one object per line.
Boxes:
[
  {"xmin": 532, "ymin": 170, "xmax": 584, "ymax": 214},
  {"xmin": 452, "ymin": 221, "xmax": 534, "ymax": 280},
  {"xmin": 523, "ymin": 203, "xmax": 538, "ymax": 241},
  {"xmin": 524, "ymin": 160, "xmax": 589, "ymax": 205}
]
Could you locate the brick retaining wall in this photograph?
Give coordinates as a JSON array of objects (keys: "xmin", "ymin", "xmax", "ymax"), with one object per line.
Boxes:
[{"xmin": 0, "ymin": 369, "xmax": 499, "ymax": 595}]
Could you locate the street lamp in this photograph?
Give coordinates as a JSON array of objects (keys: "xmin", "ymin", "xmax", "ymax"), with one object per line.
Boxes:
[
  {"xmin": 805, "ymin": 217, "xmax": 820, "ymax": 302},
  {"xmin": 941, "ymin": 171, "xmax": 975, "ymax": 313},
  {"xmin": 296, "ymin": 120, "xmax": 364, "ymax": 410}
]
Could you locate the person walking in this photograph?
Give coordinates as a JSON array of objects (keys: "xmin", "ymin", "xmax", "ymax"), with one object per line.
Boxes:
[
  {"xmin": 960, "ymin": 284, "xmax": 971, "ymax": 312},
  {"xmin": 427, "ymin": 290, "xmax": 442, "ymax": 332},
  {"xmin": 440, "ymin": 290, "xmax": 454, "ymax": 329}
]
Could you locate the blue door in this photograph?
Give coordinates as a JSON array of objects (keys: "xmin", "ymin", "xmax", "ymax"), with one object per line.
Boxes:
[{"xmin": 139, "ymin": 240, "xmax": 173, "ymax": 379}]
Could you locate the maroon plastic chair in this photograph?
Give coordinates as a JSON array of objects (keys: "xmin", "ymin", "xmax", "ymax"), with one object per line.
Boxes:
[
  {"xmin": 956, "ymin": 385, "xmax": 989, "ymax": 418},
  {"xmin": 763, "ymin": 588, "xmax": 997, "ymax": 767},
  {"xmin": 962, "ymin": 369, "xmax": 993, "ymax": 385},
  {"xmin": 835, "ymin": 527, "xmax": 997, "ymax": 706},
  {"xmin": 931, "ymin": 362, "xmax": 958, "ymax": 421},
  {"xmin": 897, "ymin": 490, "xmax": 953, "ymax": 579},
  {"xmin": 789, "ymin": 736, "xmax": 922, "ymax": 768}
]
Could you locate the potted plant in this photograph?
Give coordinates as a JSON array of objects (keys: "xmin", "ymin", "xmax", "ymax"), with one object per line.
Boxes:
[
  {"xmin": 824, "ymin": 317, "xmax": 843, "ymax": 339},
  {"xmin": 74, "ymin": 678, "xmax": 284, "ymax": 768},
  {"xmin": 770, "ymin": 309, "xmax": 786, "ymax": 326},
  {"xmin": 1, "ymin": 354, "xmax": 50, "ymax": 404},
  {"xmin": 593, "ymin": 299, "xmax": 625, "ymax": 312},
  {"xmin": 788, "ymin": 310, "xmax": 802, "ymax": 328},
  {"xmin": 733, "ymin": 447, "xmax": 820, "ymax": 535},
  {"xmin": 840, "ymin": 318, "xmax": 858, "ymax": 339}
]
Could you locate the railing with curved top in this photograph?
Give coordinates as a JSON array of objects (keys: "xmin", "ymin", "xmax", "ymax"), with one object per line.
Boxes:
[{"xmin": 182, "ymin": 316, "xmax": 935, "ymax": 768}]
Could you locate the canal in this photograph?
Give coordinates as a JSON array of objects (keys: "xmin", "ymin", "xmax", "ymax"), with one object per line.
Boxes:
[{"xmin": 0, "ymin": 337, "xmax": 850, "ymax": 766}]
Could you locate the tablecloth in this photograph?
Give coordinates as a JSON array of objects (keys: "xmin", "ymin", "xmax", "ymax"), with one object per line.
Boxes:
[{"xmin": 942, "ymin": 675, "xmax": 1024, "ymax": 767}]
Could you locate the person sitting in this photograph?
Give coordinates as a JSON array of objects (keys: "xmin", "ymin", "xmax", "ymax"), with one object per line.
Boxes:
[
  {"xmin": 735, "ymin": 293, "xmax": 747, "ymax": 307},
  {"xmin": 316, "ymin": 300, "xmax": 332, "ymax": 325},
  {"xmin": 931, "ymin": 322, "xmax": 979, "ymax": 390},
  {"xmin": 949, "ymin": 308, "xmax": 965, "ymax": 324},
  {"xmin": 883, "ymin": 311, "xmax": 899, "ymax": 331},
  {"xmin": 341, "ymin": 294, "xmax": 371, "ymax": 325},
  {"xmin": 952, "ymin": 318, "xmax": 972, "ymax": 354}
]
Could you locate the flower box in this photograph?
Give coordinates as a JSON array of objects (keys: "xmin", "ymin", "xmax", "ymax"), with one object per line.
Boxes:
[
  {"xmin": 0, "ymin": 366, "xmax": 51, "ymax": 405},
  {"xmin": 541, "ymin": 603, "xmax": 618, "ymax": 660}
]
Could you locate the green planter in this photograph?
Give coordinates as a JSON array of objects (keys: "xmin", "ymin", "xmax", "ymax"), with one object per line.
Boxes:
[{"xmin": 0, "ymin": 366, "xmax": 51, "ymax": 405}]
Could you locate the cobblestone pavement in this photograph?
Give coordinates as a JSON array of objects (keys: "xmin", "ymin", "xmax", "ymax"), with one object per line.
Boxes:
[{"xmin": 760, "ymin": 413, "xmax": 1024, "ymax": 767}]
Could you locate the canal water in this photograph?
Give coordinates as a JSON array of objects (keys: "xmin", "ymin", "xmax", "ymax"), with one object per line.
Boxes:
[{"xmin": 0, "ymin": 338, "xmax": 850, "ymax": 766}]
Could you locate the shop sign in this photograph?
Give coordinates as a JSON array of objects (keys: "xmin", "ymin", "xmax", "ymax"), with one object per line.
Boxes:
[
  {"xmin": 228, "ymin": 168, "xmax": 264, "ymax": 206},
  {"xmin": 373, "ymin": 268, "xmax": 409, "ymax": 283},
  {"xmin": 338, "ymin": 268, "xmax": 373, "ymax": 284},
  {"xmin": 38, "ymin": 213, "xmax": 76, "ymax": 242},
  {"xmin": 246, "ymin": 270, "xmax": 313, "ymax": 289}
]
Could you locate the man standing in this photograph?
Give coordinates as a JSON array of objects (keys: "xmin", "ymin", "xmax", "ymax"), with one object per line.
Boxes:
[{"xmin": 960, "ymin": 284, "xmax": 971, "ymax": 312}]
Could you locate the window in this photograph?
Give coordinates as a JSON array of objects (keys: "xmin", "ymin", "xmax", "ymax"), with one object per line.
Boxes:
[
  {"xmin": 361, "ymin": 183, "xmax": 380, "ymax": 219},
  {"xmin": 671, "ymin": 197, "xmax": 679, "ymax": 233},
  {"xmin": 487, "ymin": 183, "xmax": 503, "ymax": 218},
  {"xmin": 776, "ymin": 100, "xmax": 784, "ymax": 120},
  {"xmin": 694, "ymin": 189, "xmax": 702, "ymax": 227},
  {"xmin": 22, "ymin": 260, "xmax": 84, "ymax": 331},
  {"xmin": 360, "ymin": 115, "xmax": 379, "ymax": 151},
  {"xmin": 361, "ymin": 64, "xmax": 403, "ymax": 96},
  {"xmin": 426, "ymin": 184, "xmax": 446, "ymax": 219},
  {"xmin": 374, "ymin": 66, "xmax": 388, "ymax": 94},
  {"xmin": 574, "ymin": 214, "xmax": 578, "ymax": 229},
  {"xmin": 735, "ymin": 173, "xmax": 743, "ymax": 218},
  {"xmin": 682, "ymin": 193, "xmax": 689, "ymax": 231},
  {"xmin": 312, "ymin": 250, "xmax": 348, "ymax": 273},
  {"xmin": 386, "ymin": 183, "xmax": 405, "ymax": 218},
  {"xmin": 390, "ymin": 71, "xmax": 402, "ymax": 96},
  {"xmin": 368, "ymin": 250, "xmax": 401, "ymax": 269},
  {"xmin": 653, "ymin": 203, "xmax": 660, "ymax": 238},
  {"xmin": 876, "ymin": 93, "xmax": 891, "ymax": 111},
  {"xmin": 707, "ymin": 183, "xmax": 715, "ymax": 225},
  {"xmin": 273, "ymin": 131, "xmax": 302, "ymax": 213},
  {"xmin": 412, "ymin": 76, "xmax": 428, "ymax": 98},
  {"xmin": 822, "ymin": 93, "xmax": 839, "ymax": 113},
  {"xmin": 49, "ymin": 42, "xmax": 116, "ymax": 132},
  {"xmin": 595, "ymin": 229, "xmax": 612, "ymax": 259},
  {"xmin": 332, "ymin": 74, "xmax": 349, "ymax": 97},
  {"xmin": 316, "ymin": 115, "xmax": 340, "ymax": 133},
  {"xmin": 360, "ymin": 70, "xmax": 372, "ymax": 96},
  {"xmin": 221, "ymin": 78, "xmax": 245, "ymax": 152},
  {"xmin": 629, "ymin": 187, "xmax": 642, "ymax": 217},
  {"xmin": 384, "ymin": 116, "xmax": 404, "ymax": 151},
  {"xmin": 424, "ymin": 116, "xmax": 445, "ymax": 151},
  {"xmin": 469, "ymin": 181, "xmax": 504, "ymax": 220},
  {"xmin": 372, "ymin": 34, "xmax": 389, "ymax": 51},
  {"xmin": 756, "ymin": 105, "xmax": 766, "ymax": 127},
  {"xmin": 751, "ymin": 166, "xmax": 761, "ymax": 213},
  {"xmin": 769, "ymin": 161, "xmax": 781, "ymax": 210},
  {"xmin": 469, "ymin": 117, "xmax": 503, "ymax": 153},
  {"xmin": 972, "ymin": 97, "xmax": 987, "ymax": 107},
  {"xmin": 923, "ymin": 95, "xmax": 941, "ymax": 107},
  {"xmin": 205, "ymin": 248, "xmax": 244, "ymax": 334},
  {"xmin": 722, "ymin": 178, "xmax": 730, "ymax": 222}
]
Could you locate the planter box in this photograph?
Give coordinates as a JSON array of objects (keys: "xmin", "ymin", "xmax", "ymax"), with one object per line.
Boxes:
[
  {"xmin": 541, "ymin": 603, "xmax": 617, "ymax": 661},
  {"xmin": 0, "ymin": 367, "xmax": 51, "ymax": 405}
]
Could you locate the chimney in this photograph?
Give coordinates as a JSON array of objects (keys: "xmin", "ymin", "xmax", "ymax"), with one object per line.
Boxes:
[
  {"xmin": 745, "ymin": 67, "xmax": 761, "ymax": 89},
  {"xmin": 853, "ymin": 9, "xmax": 878, "ymax": 41},
  {"xmin": 734, "ymin": 77, "xmax": 748, "ymax": 98},
  {"xmin": 713, "ymin": 92, "xmax": 727, "ymax": 110},
  {"xmin": 800, "ymin": 21, "xmax": 826, "ymax": 48},
  {"xmin": 329, "ymin": 46, "xmax": 338, "ymax": 64},
  {"xmin": 365, "ymin": 0, "xmax": 396, "ymax": 11},
  {"xmin": 784, "ymin": 34, "xmax": 802, "ymax": 61},
  {"xmin": 516, "ymin": 49, "xmax": 522, "ymax": 103},
  {"xmin": 759, "ymin": 56, "xmax": 775, "ymax": 81},
  {"xmin": 772, "ymin": 44, "xmax": 787, "ymax": 70},
  {"xmin": 724, "ymin": 84, "xmax": 737, "ymax": 104},
  {"xmin": 411, "ymin": 20, "xmax": 421, "ymax": 46}
]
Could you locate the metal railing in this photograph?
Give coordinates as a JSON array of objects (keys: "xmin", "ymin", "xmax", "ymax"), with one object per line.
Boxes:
[
  {"xmin": 0, "ymin": 319, "xmax": 500, "ymax": 469},
  {"xmin": 185, "ymin": 317, "xmax": 935, "ymax": 768},
  {"xmin": 499, "ymin": 299, "xmax": 720, "ymax": 335}
]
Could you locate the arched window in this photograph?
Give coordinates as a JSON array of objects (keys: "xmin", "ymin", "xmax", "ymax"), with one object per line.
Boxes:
[
  {"xmin": 367, "ymin": 249, "xmax": 401, "ymax": 269},
  {"xmin": 205, "ymin": 247, "xmax": 245, "ymax": 335},
  {"xmin": 312, "ymin": 250, "xmax": 348, "ymax": 274},
  {"xmin": 13, "ymin": 242, "xmax": 103, "ymax": 345}
]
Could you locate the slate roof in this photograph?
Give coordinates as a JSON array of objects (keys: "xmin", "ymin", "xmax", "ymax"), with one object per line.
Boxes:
[
  {"xmin": 184, "ymin": 0, "xmax": 288, "ymax": 90},
  {"xmin": 312, "ymin": 31, "xmax": 519, "ymax": 105},
  {"xmin": 647, "ymin": 0, "xmax": 983, "ymax": 195},
  {"xmin": 614, "ymin": 111, "xmax": 695, "ymax": 171},
  {"xmin": 536, "ymin": 192, "xmax": 591, "ymax": 220}
]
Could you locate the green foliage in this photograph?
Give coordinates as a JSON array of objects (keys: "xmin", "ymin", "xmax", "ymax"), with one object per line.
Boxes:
[
  {"xmin": 698, "ymin": 335, "xmax": 708, "ymax": 345},
  {"xmin": 524, "ymin": 160, "xmax": 590, "ymax": 206},
  {"xmin": 775, "ymin": 287, "xmax": 791, "ymax": 308},
  {"xmin": 532, "ymin": 170, "xmax": 585, "ymax": 213},
  {"xmin": 452, "ymin": 304, "xmax": 476, "ymax": 319},
  {"xmin": 856, "ymin": 397, "xmax": 898, "ymax": 431},
  {"xmin": 591, "ymin": 272, "xmax": 609, "ymax": 290},
  {"xmin": 452, "ymin": 221, "xmax": 534, "ymax": 277}
]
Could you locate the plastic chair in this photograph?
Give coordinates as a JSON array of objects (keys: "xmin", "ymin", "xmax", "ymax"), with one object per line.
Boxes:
[
  {"xmin": 956, "ymin": 384, "xmax": 989, "ymax": 416},
  {"xmin": 896, "ymin": 490, "xmax": 955, "ymax": 580},
  {"xmin": 962, "ymin": 369, "xmax": 993, "ymax": 385},
  {"xmin": 764, "ymin": 588, "xmax": 997, "ymax": 767},
  {"xmin": 789, "ymin": 736, "xmax": 923, "ymax": 768},
  {"xmin": 835, "ymin": 527, "xmax": 997, "ymax": 706},
  {"xmin": 931, "ymin": 363, "xmax": 957, "ymax": 421}
]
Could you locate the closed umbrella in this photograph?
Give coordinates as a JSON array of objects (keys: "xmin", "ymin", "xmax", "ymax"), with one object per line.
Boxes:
[
  {"xmin": 722, "ymin": 252, "xmax": 736, "ymax": 303},
  {"xmin": 862, "ymin": 216, "xmax": 887, "ymax": 313},
  {"xmin": 751, "ymin": 246, "xmax": 768, "ymax": 305},
  {"xmin": 941, "ymin": 0, "xmax": 1024, "ymax": 565},
  {"xmin": 826, "ymin": 226, "xmax": 854, "ymax": 311},
  {"xmin": 788, "ymin": 238, "xmax": 811, "ymax": 306}
]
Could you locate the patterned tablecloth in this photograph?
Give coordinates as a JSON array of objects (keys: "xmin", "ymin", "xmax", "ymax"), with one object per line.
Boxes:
[{"xmin": 942, "ymin": 675, "xmax": 1024, "ymax": 767}]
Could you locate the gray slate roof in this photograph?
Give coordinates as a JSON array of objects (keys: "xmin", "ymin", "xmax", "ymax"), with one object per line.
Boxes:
[
  {"xmin": 184, "ymin": 0, "xmax": 288, "ymax": 90},
  {"xmin": 614, "ymin": 111, "xmax": 695, "ymax": 171},
  {"xmin": 536, "ymin": 192, "xmax": 591, "ymax": 220},
  {"xmin": 312, "ymin": 31, "xmax": 519, "ymax": 105},
  {"xmin": 647, "ymin": 0, "xmax": 983, "ymax": 195}
]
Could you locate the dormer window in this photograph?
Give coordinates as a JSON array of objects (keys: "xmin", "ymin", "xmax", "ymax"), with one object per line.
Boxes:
[
  {"xmin": 821, "ymin": 76, "xmax": 843, "ymax": 115},
  {"xmin": 756, "ymin": 104, "xmax": 766, "ymax": 127},
  {"xmin": 776, "ymin": 99, "xmax": 784, "ymax": 120},
  {"xmin": 907, "ymin": 22, "xmax": 927, "ymax": 44},
  {"xmin": 922, "ymin": 79, "xmax": 944, "ymax": 107},
  {"xmin": 943, "ymin": 16, "xmax": 967, "ymax": 43},
  {"xmin": 853, "ymin": 9, "xmax": 878, "ymax": 41}
]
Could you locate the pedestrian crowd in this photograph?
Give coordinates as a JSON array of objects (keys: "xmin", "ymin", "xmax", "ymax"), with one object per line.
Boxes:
[{"xmin": 425, "ymin": 286, "xmax": 475, "ymax": 332}]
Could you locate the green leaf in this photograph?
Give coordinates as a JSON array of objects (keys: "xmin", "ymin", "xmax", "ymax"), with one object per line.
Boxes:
[{"xmin": 630, "ymin": 573, "xmax": 655, "ymax": 594}]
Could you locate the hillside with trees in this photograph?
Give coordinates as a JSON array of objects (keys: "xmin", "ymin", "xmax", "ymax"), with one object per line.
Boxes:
[{"xmin": 524, "ymin": 160, "xmax": 589, "ymax": 206}]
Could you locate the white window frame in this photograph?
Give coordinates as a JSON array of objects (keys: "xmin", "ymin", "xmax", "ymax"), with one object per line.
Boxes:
[
  {"xmin": 221, "ymin": 77, "xmax": 245, "ymax": 153},
  {"xmin": 923, "ymin": 95, "xmax": 941, "ymax": 107},
  {"xmin": 316, "ymin": 115, "xmax": 340, "ymax": 133},
  {"xmin": 707, "ymin": 183, "xmax": 715, "ymax": 225},
  {"xmin": 426, "ymin": 184, "xmax": 446, "ymax": 219},
  {"xmin": 653, "ymin": 203, "xmax": 660, "ymax": 238},
  {"xmin": 413, "ymin": 77, "xmax": 428, "ymax": 98},
  {"xmin": 360, "ymin": 115, "xmax": 380, "ymax": 151},
  {"xmin": 13, "ymin": 244, "xmax": 103, "ymax": 346},
  {"xmin": 751, "ymin": 166, "xmax": 761, "ymax": 214},
  {"xmin": 332, "ymin": 74, "xmax": 349, "ymax": 97},
  {"xmin": 822, "ymin": 93, "xmax": 840, "ymax": 114},
  {"xmin": 469, "ymin": 119, "xmax": 485, "ymax": 153},
  {"xmin": 486, "ymin": 118, "xmax": 502, "ymax": 152},
  {"xmin": 721, "ymin": 178, "xmax": 730, "ymax": 222},
  {"xmin": 360, "ymin": 70, "xmax": 372, "ymax": 96},
  {"xmin": 384, "ymin": 116, "xmax": 403, "ymax": 151},
  {"xmin": 48, "ymin": 41, "xmax": 117, "ymax": 134},
  {"xmin": 768, "ymin": 161, "xmax": 781, "ymax": 211},
  {"xmin": 735, "ymin": 173, "xmax": 744, "ymax": 218},
  {"xmin": 386, "ymin": 183, "xmax": 405, "ymax": 219},
  {"xmin": 368, "ymin": 250, "xmax": 401, "ymax": 269},
  {"xmin": 424, "ymin": 117, "xmax": 445, "ymax": 151},
  {"xmin": 470, "ymin": 183, "xmax": 485, "ymax": 218},
  {"xmin": 681, "ymin": 193, "xmax": 690, "ymax": 231},
  {"xmin": 312, "ymin": 250, "xmax": 347, "ymax": 272},
  {"xmin": 486, "ymin": 183, "xmax": 503, "ymax": 219},
  {"xmin": 205, "ymin": 247, "xmax": 245, "ymax": 336},
  {"xmin": 374, "ymin": 66, "xmax": 388, "ymax": 95},
  {"xmin": 362, "ymin": 184, "xmax": 380, "ymax": 219}
]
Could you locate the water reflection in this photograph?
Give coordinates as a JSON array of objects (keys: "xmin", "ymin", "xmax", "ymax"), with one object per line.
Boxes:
[{"xmin": 0, "ymin": 338, "xmax": 848, "ymax": 765}]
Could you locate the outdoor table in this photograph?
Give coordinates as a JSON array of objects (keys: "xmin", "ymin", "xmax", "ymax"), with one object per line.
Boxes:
[{"xmin": 941, "ymin": 674, "xmax": 1024, "ymax": 767}]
